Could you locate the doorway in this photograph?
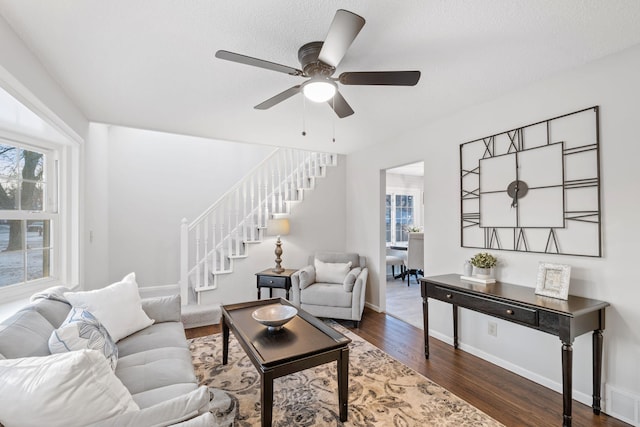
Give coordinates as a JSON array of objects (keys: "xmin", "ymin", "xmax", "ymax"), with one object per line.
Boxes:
[{"xmin": 383, "ymin": 162, "xmax": 424, "ymax": 329}]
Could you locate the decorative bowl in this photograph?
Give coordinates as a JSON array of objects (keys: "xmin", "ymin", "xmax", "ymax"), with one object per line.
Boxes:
[{"xmin": 252, "ymin": 305, "xmax": 298, "ymax": 331}]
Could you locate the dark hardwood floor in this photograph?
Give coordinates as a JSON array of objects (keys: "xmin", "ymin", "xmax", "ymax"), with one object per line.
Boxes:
[{"xmin": 186, "ymin": 307, "xmax": 629, "ymax": 427}]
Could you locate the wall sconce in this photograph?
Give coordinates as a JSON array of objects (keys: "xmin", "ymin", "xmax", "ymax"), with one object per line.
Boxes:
[{"xmin": 266, "ymin": 218, "xmax": 290, "ymax": 273}]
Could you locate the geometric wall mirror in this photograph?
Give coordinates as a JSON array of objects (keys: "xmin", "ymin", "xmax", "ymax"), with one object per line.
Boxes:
[{"xmin": 460, "ymin": 106, "xmax": 601, "ymax": 257}]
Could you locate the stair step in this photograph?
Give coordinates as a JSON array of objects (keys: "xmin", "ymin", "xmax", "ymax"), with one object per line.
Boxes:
[
  {"xmin": 228, "ymin": 254, "xmax": 248, "ymax": 259},
  {"xmin": 244, "ymin": 240, "xmax": 262, "ymax": 244}
]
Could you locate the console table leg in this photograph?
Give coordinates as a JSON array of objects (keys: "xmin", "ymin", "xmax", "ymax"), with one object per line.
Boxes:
[
  {"xmin": 453, "ymin": 304, "xmax": 459, "ymax": 349},
  {"xmin": 338, "ymin": 347, "xmax": 349, "ymax": 421},
  {"xmin": 222, "ymin": 319, "xmax": 229, "ymax": 365},
  {"xmin": 562, "ymin": 342, "xmax": 573, "ymax": 427},
  {"xmin": 423, "ymin": 296, "xmax": 430, "ymax": 359},
  {"xmin": 593, "ymin": 329, "xmax": 604, "ymax": 414}
]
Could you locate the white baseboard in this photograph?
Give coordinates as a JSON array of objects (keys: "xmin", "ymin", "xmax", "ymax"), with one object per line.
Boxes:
[
  {"xmin": 428, "ymin": 329, "xmax": 594, "ymax": 409},
  {"xmin": 365, "ymin": 301, "xmax": 382, "ymax": 312}
]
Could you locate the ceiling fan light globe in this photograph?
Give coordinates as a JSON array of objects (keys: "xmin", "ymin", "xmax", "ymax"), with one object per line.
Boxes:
[{"xmin": 303, "ymin": 80, "xmax": 337, "ymax": 103}]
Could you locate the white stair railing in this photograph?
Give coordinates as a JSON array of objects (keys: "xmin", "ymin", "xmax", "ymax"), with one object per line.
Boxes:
[{"xmin": 180, "ymin": 148, "xmax": 337, "ymax": 304}]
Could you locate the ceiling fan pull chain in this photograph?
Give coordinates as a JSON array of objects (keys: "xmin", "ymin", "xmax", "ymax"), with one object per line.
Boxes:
[
  {"xmin": 302, "ymin": 95, "xmax": 307, "ymax": 136},
  {"xmin": 332, "ymin": 96, "xmax": 336, "ymax": 142}
]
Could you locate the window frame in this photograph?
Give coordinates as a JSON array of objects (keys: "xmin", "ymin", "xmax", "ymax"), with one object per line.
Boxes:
[
  {"xmin": 0, "ymin": 131, "xmax": 76, "ymax": 302},
  {"xmin": 385, "ymin": 187, "xmax": 423, "ymax": 245}
]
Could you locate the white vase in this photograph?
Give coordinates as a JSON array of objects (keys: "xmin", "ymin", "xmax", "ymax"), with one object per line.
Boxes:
[
  {"xmin": 473, "ymin": 267, "xmax": 492, "ymax": 279},
  {"xmin": 463, "ymin": 260, "xmax": 472, "ymax": 276}
]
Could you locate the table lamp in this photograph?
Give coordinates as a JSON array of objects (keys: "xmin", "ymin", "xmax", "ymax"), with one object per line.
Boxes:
[{"xmin": 266, "ymin": 218, "xmax": 290, "ymax": 273}]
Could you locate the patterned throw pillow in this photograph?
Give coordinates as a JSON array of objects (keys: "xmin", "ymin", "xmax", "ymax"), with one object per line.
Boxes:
[{"xmin": 49, "ymin": 308, "xmax": 118, "ymax": 370}]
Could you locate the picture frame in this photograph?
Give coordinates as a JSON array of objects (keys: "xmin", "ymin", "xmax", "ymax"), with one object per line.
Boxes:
[{"xmin": 535, "ymin": 262, "xmax": 571, "ymax": 300}]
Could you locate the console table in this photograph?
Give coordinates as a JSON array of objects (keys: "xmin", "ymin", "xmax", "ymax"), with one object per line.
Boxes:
[{"xmin": 421, "ymin": 274, "xmax": 609, "ymax": 427}]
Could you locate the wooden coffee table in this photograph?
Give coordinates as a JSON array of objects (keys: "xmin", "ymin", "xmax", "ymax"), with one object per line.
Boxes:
[{"xmin": 221, "ymin": 298, "xmax": 351, "ymax": 427}]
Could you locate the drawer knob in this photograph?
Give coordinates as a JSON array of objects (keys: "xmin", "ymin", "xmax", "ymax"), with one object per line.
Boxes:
[
  {"xmin": 446, "ymin": 294, "xmax": 453, "ymax": 299},
  {"xmin": 269, "ymin": 280, "xmax": 274, "ymax": 284},
  {"xmin": 506, "ymin": 309, "xmax": 514, "ymax": 315}
]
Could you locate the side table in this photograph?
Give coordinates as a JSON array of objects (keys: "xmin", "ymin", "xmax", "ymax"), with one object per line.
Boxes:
[{"xmin": 256, "ymin": 269, "xmax": 297, "ymax": 300}]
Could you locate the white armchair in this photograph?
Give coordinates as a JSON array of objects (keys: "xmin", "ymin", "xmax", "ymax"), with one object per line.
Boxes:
[{"xmin": 291, "ymin": 252, "xmax": 368, "ymax": 327}]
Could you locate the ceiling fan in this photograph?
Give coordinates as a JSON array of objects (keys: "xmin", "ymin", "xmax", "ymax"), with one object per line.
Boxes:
[{"xmin": 215, "ymin": 9, "xmax": 421, "ymax": 118}]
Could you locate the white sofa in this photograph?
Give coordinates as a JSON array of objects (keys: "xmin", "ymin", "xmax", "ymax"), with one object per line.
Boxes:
[
  {"xmin": 0, "ymin": 289, "xmax": 236, "ymax": 427},
  {"xmin": 291, "ymin": 251, "xmax": 368, "ymax": 327}
]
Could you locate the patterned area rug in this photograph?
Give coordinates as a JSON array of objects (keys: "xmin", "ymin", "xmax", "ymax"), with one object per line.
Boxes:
[{"xmin": 189, "ymin": 323, "xmax": 503, "ymax": 427}]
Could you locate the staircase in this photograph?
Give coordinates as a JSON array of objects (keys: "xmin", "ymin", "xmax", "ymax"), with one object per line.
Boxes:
[{"xmin": 179, "ymin": 148, "xmax": 337, "ymax": 305}]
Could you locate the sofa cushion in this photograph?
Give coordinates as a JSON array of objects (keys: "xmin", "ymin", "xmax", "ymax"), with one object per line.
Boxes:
[
  {"xmin": 141, "ymin": 295, "xmax": 181, "ymax": 323},
  {"xmin": 131, "ymin": 383, "xmax": 200, "ymax": 409},
  {"xmin": 116, "ymin": 347, "xmax": 196, "ymax": 396},
  {"xmin": 65, "ymin": 273, "xmax": 154, "ymax": 342},
  {"xmin": 0, "ymin": 308, "xmax": 54, "ymax": 358},
  {"xmin": 300, "ymin": 283, "xmax": 353, "ymax": 308},
  {"xmin": 0, "ymin": 349, "xmax": 138, "ymax": 427},
  {"xmin": 29, "ymin": 298, "xmax": 72, "ymax": 328},
  {"xmin": 314, "ymin": 259, "xmax": 352, "ymax": 283},
  {"xmin": 343, "ymin": 267, "xmax": 362, "ymax": 292},
  {"xmin": 49, "ymin": 307, "xmax": 118, "ymax": 370},
  {"xmin": 117, "ymin": 322, "xmax": 188, "ymax": 357}
]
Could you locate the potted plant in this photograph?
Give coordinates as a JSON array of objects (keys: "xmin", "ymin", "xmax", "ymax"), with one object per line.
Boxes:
[{"xmin": 470, "ymin": 252, "xmax": 498, "ymax": 279}]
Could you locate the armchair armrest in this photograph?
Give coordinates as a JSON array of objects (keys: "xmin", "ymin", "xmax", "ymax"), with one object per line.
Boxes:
[
  {"xmin": 350, "ymin": 267, "xmax": 369, "ymax": 321},
  {"xmin": 291, "ymin": 265, "xmax": 315, "ymax": 306}
]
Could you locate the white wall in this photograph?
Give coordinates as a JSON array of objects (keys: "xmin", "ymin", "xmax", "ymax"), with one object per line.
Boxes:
[
  {"xmin": 0, "ymin": 16, "xmax": 87, "ymax": 142},
  {"xmin": 346, "ymin": 44, "xmax": 640, "ymax": 421},
  {"xmin": 83, "ymin": 125, "xmax": 275, "ymax": 288}
]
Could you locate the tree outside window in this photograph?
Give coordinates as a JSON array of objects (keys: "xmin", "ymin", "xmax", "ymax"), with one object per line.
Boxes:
[{"xmin": 0, "ymin": 143, "xmax": 52, "ymax": 287}]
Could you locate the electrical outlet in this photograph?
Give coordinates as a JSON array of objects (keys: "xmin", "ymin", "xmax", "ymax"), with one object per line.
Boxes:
[{"xmin": 488, "ymin": 321, "xmax": 498, "ymax": 337}]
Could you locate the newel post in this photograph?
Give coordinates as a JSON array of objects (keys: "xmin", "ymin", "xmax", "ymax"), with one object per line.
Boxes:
[{"xmin": 180, "ymin": 218, "xmax": 189, "ymax": 305}]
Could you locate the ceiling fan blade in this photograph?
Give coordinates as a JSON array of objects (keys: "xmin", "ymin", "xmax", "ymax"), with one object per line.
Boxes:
[
  {"xmin": 254, "ymin": 85, "xmax": 301, "ymax": 110},
  {"xmin": 318, "ymin": 9, "xmax": 365, "ymax": 68},
  {"xmin": 339, "ymin": 71, "xmax": 421, "ymax": 86},
  {"xmin": 327, "ymin": 91, "xmax": 354, "ymax": 118},
  {"xmin": 215, "ymin": 50, "xmax": 303, "ymax": 76}
]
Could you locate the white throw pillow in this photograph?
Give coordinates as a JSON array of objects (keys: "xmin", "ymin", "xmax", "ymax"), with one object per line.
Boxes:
[
  {"xmin": 49, "ymin": 307, "xmax": 118, "ymax": 370},
  {"xmin": 64, "ymin": 272, "xmax": 154, "ymax": 342},
  {"xmin": 314, "ymin": 259, "xmax": 353, "ymax": 283},
  {"xmin": 0, "ymin": 349, "xmax": 139, "ymax": 427}
]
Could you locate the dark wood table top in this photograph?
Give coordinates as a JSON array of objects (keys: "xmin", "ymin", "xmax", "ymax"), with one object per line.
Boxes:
[
  {"xmin": 222, "ymin": 299, "xmax": 351, "ymax": 368},
  {"xmin": 255, "ymin": 269, "xmax": 298, "ymax": 278},
  {"xmin": 421, "ymin": 274, "xmax": 609, "ymax": 317}
]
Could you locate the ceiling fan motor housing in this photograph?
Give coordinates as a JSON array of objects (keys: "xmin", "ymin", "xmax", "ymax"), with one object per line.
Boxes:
[{"xmin": 298, "ymin": 41, "xmax": 335, "ymax": 78}]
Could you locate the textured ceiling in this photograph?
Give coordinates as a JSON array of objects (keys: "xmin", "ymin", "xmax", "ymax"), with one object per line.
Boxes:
[{"xmin": 1, "ymin": 1, "xmax": 640, "ymax": 154}]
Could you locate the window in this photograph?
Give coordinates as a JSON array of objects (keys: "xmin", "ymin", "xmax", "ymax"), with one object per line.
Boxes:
[
  {"xmin": 386, "ymin": 190, "xmax": 420, "ymax": 244},
  {"xmin": 0, "ymin": 141, "xmax": 57, "ymax": 287}
]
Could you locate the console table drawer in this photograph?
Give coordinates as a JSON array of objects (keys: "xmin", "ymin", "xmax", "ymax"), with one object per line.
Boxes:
[
  {"xmin": 432, "ymin": 286, "xmax": 538, "ymax": 326},
  {"xmin": 258, "ymin": 275, "xmax": 288, "ymax": 289}
]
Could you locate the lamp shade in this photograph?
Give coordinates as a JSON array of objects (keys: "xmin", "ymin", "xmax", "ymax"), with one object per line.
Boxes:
[
  {"xmin": 267, "ymin": 218, "xmax": 290, "ymax": 237},
  {"xmin": 302, "ymin": 79, "xmax": 337, "ymax": 103}
]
